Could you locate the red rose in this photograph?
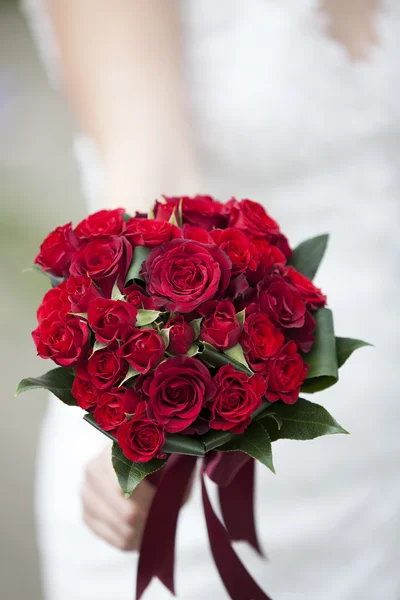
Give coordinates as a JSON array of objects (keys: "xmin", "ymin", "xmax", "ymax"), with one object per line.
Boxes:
[
  {"xmin": 147, "ymin": 356, "xmax": 211, "ymax": 433},
  {"xmin": 123, "ymin": 282, "xmax": 156, "ymax": 310},
  {"xmin": 32, "ymin": 311, "xmax": 89, "ymax": 367},
  {"xmin": 285, "ymin": 310, "xmax": 316, "ymax": 353},
  {"xmin": 257, "ymin": 274, "xmax": 306, "ymax": 329},
  {"xmin": 87, "ymin": 298, "xmax": 137, "ymax": 344},
  {"xmin": 272, "ymin": 232, "xmax": 292, "ymax": 259},
  {"xmin": 118, "ymin": 328, "xmax": 165, "ymax": 373},
  {"xmin": 283, "ymin": 266, "xmax": 326, "ymax": 310},
  {"xmin": 208, "ymin": 365, "xmax": 266, "ymax": 434},
  {"xmin": 66, "ymin": 275, "xmax": 102, "ymax": 313},
  {"xmin": 72, "ymin": 365, "xmax": 99, "ymax": 410},
  {"xmin": 36, "ymin": 282, "xmax": 71, "ymax": 323},
  {"xmin": 93, "ymin": 387, "xmax": 141, "ymax": 431},
  {"xmin": 210, "ymin": 228, "xmax": 259, "ymax": 275},
  {"xmin": 250, "ymin": 237, "xmax": 286, "ymax": 270},
  {"xmin": 75, "ymin": 208, "xmax": 126, "ymax": 240},
  {"xmin": 34, "ymin": 223, "xmax": 79, "ymax": 277},
  {"xmin": 200, "ymin": 300, "xmax": 241, "ymax": 351},
  {"xmin": 70, "ymin": 236, "xmax": 132, "ymax": 297},
  {"xmin": 87, "ymin": 344, "xmax": 128, "ymax": 389},
  {"xmin": 266, "ymin": 342, "xmax": 308, "ymax": 404},
  {"xmin": 166, "ymin": 316, "xmax": 195, "ymax": 355},
  {"xmin": 155, "ymin": 195, "xmax": 229, "ymax": 231},
  {"xmin": 117, "ymin": 402, "xmax": 165, "ymax": 462},
  {"xmin": 125, "ymin": 218, "xmax": 181, "ymax": 248},
  {"xmin": 240, "ymin": 305, "xmax": 284, "ymax": 371},
  {"xmin": 142, "ymin": 239, "xmax": 231, "ymax": 313},
  {"xmin": 182, "ymin": 224, "xmax": 214, "ymax": 244},
  {"xmin": 228, "ymin": 198, "xmax": 280, "ymax": 239}
]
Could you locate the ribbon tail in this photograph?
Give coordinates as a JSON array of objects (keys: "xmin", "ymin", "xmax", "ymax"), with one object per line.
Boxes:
[
  {"xmin": 219, "ymin": 457, "xmax": 264, "ymax": 556},
  {"xmin": 136, "ymin": 455, "xmax": 197, "ymax": 600},
  {"xmin": 201, "ymin": 472, "xmax": 273, "ymax": 600}
]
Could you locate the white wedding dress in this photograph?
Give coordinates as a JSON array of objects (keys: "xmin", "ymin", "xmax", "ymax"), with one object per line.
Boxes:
[{"xmin": 23, "ymin": 1, "xmax": 400, "ymax": 599}]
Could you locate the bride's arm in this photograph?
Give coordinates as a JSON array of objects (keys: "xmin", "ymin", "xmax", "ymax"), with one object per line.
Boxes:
[
  {"xmin": 49, "ymin": 0, "xmax": 202, "ymax": 211},
  {"xmin": 49, "ymin": 0, "xmax": 199, "ymax": 551}
]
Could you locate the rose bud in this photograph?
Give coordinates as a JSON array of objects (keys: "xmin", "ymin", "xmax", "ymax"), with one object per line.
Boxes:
[
  {"xmin": 93, "ymin": 387, "xmax": 142, "ymax": 432},
  {"xmin": 66, "ymin": 275, "xmax": 102, "ymax": 313},
  {"xmin": 123, "ymin": 283, "xmax": 157, "ymax": 310},
  {"xmin": 32, "ymin": 311, "xmax": 89, "ymax": 367},
  {"xmin": 200, "ymin": 300, "xmax": 241, "ymax": 351},
  {"xmin": 70, "ymin": 235, "xmax": 132, "ymax": 297},
  {"xmin": 34, "ymin": 222, "xmax": 79, "ymax": 278},
  {"xmin": 74, "ymin": 208, "xmax": 126, "ymax": 240},
  {"xmin": 182, "ymin": 224, "xmax": 214, "ymax": 244},
  {"xmin": 227, "ymin": 198, "xmax": 280, "ymax": 239},
  {"xmin": 208, "ymin": 365, "xmax": 266, "ymax": 434},
  {"xmin": 283, "ymin": 266, "xmax": 327, "ymax": 310},
  {"xmin": 72, "ymin": 364, "xmax": 99, "ymax": 410},
  {"xmin": 210, "ymin": 228, "xmax": 259, "ymax": 275},
  {"xmin": 142, "ymin": 239, "xmax": 231, "ymax": 313},
  {"xmin": 36, "ymin": 282, "xmax": 71, "ymax": 323},
  {"xmin": 87, "ymin": 298, "xmax": 137, "ymax": 344},
  {"xmin": 166, "ymin": 316, "xmax": 195, "ymax": 355},
  {"xmin": 266, "ymin": 342, "xmax": 308, "ymax": 404},
  {"xmin": 147, "ymin": 356, "xmax": 211, "ymax": 433},
  {"xmin": 285, "ymin": 310, "xmax": 316, "ymax": 353},
  {"xmin": 118, "ymin": 328, "xmax": 165, "ymax": 373},
  {"xmin": 87, "ymin": 344, "xmax": 128, "ymax": 389},
  {"xmin": 154, "ymin": 195, "xmax": 229, "ymax": 231},
  {"xmin": 240, "ymin": 305, "xmax": 285, "ymax": 371},
  {"xmin": 257, "ymin": 274, "xmax": 306, "ymax": 329},
  {"xmin": 117, "ymin": 402, "xmax": 166, "ymax": 463},
  {"xmin": 125, "ymin": 218, "xmax": 182, "ymax": 248}
]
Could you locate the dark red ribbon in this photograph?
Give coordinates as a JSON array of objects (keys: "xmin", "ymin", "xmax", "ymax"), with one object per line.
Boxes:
[{"xmin": 136, "ymin": 453, "xmax": 272, "ymax": 600}]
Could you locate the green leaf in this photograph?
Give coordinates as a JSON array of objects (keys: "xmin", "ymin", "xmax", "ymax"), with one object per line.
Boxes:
[
  {"xmin": 220, "ymin": 421, "xmax": 275, "ymax": 474},
  {"xmin": 169, "ymin": 207, "xmax": 179, "ymax": 227},
  {"xmin": 69, "ymin": 312, "xmax": 88, "ymax": 319},
  {"xmin": 236, "ymin": 308, "xmax": 246, "ymax": 329},
  {"xmin": 185, "ymin": 343, "xmax": 200, "ymax": 357},
  {"xmin": 123, "ymin": 213, "xmax": 132, "ymax": 222},
  {"xmin": 336, "ymin": 337, "xmax": 372, "ymax": 369},
  {"xmin": 136, "ymin": 309, "xmax": 161, "ymax": 327},
  {"xmin": 201, "ymin": 429, "xmax": 235, "ymax": 452},
  {"xmin": 148, "ymin": 204, "xmax": 155, "ymax": 220},
  {"xmin": 162, "ymin": 434, "xmax": 205, "ymax": 457},
  {"xmin": 84, "ymin": 413, "xmax": 118, "ymax": 443},
  {"xmin": 15, "ymin": 367, "xmax": 76, "ymax": 405},
  {"xmin": 190, "ymin": 317, "xmax": 202, "ymax": 340},
  {"xmin": 177, "ymin": 198, "xmax": 183, "ymax": 228},
  {"xmin": 288, "ymin": 234, "xmax": 329, "ymax": 280},
  {"xmin": 223, "ymin": 343, "xmax": 252, "ymax": 371},
  {"xmin": 263, "ymin": 412, "xmax": 283, "ymax": 430},
  {"xmin": 302, "ymin": 308, "xmax": 338, "ymax": 393},
  {"xmin": 262, "ymin": 398, "xmax": 348, "ymax": 442},
  {"xmin": 90, "ymin": 340, "xmax": 108, "ymax": 357},
  {"xmin": 199, "ymin": 342, "xmax": 253, "ymax": 376},
  {"xmin": 111, "ymin": 281, "xmax": 125, "ymax": 301},
  {"xmin": 125, "ymin": 246, "xmax": 151, "ymax": 284},
  {"xmin": 160, "ymin": 327, "xmax": 171, "ymax": 348},
  {"xmin": 26, "ymin": 265, "xmax": 64, "ymax": 288},
  {"xmin": 119, "ymin": 366, "xmax": 141, "ymax": 387},
  {"xmin": 111, "ymin": 443, "xmax": 166, "ymax": 497}
]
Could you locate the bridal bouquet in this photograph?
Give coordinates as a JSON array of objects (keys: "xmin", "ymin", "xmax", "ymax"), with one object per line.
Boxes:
[{"xmin": 17, "ymin": 196, "xmax": 369, "ymax": 600}]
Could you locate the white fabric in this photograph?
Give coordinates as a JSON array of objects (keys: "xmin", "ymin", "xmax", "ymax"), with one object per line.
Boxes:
[{"xmin": 24, "ymin": 1, "xmax": 400, "ymax": 598}]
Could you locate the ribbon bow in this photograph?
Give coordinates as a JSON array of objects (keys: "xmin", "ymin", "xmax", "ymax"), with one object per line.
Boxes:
[{"xmin": 137, "ymin": 452, "xmax": 273, "ymax": 600}]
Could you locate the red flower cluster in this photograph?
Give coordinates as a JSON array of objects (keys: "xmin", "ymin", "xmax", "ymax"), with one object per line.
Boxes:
[{"xmin": 32, "ymin": 198, "xmax": 326, "ymax": 462}]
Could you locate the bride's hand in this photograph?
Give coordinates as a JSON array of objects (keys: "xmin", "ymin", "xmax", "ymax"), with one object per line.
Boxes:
[{"xmin": 81, "ymin": 445, "xmax": 156, "ymax": 551}]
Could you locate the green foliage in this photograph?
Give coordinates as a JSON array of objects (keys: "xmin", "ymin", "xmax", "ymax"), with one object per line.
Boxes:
[
  {"xmin": 112, "ymin": 443, "xmax": 166, "ymax": 497},
  {"xmin": 221, "ymin": 421, "xmax": 275, "ymax": 474},
  {"xmin": 16, "ymin": 367, "xmax": 76, "ymax": 405},
  {"xmin": 288, "ymin": 234, "xmax": 329, "ymax": 280},
  {"xmin": 125, "ymin": 246, "xmax": 151, "ymax": 284}
]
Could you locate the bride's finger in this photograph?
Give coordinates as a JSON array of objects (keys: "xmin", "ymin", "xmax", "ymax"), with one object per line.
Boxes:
[{"xmin": 83, "ymin": 512, "xmax": 138, "ymax": 551}]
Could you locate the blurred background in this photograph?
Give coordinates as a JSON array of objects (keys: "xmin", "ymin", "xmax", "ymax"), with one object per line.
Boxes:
[{"xmin": 0, "ymin": 1, "xmax": 82, "ymax": 597}]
